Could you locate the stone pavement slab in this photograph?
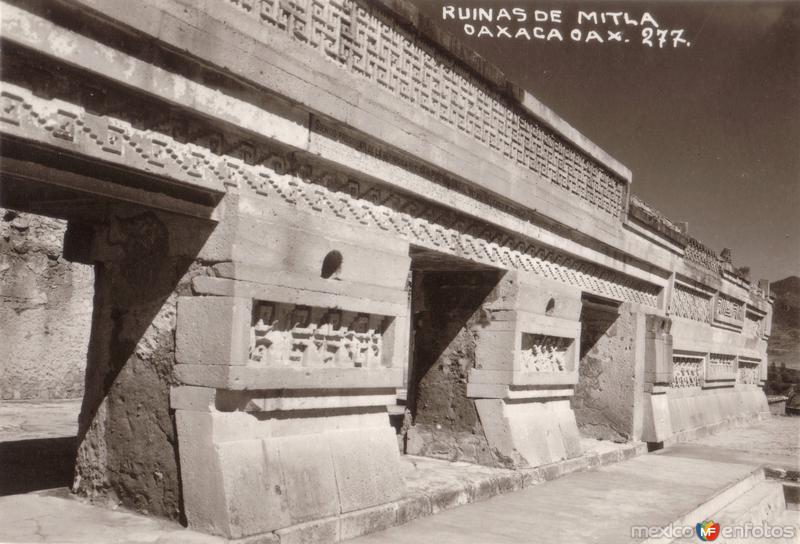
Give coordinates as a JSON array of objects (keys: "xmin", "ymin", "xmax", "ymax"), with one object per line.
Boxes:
[
  {"xmin": 680, "ymin": 415, "xmax": 799, "ymax": 464},
  {"xmin": 0, "ymin": 490, "xmax": 225, "ymax": 544},
  {"xmin": 349, "ymin": 452, "xmax": 761, "ymax": 544},
  {"xmin": 659, "ymin": 416, "xmax": 800, "ymax": 481}
]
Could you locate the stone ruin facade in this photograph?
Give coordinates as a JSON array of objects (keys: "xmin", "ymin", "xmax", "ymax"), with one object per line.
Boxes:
[{"xmin": 0, "ymin": 0, "xmax": 773, "ymax": 541}]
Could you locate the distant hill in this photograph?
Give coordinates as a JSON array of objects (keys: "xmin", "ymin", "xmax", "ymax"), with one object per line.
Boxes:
[{"xmin": 768, "ymin": 276, "xmax": 800, "ymax": 371}]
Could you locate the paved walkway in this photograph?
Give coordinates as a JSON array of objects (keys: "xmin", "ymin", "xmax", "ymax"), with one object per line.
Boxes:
[
  {"xmin": 350, "ymin": 451, "xmax": 771, "ymax": 544},
  {"xmin": 0, "ymin": 489, "xmax": 223, "ymax": 544},
  {"xmin": 0, "ymin": 399, "xmax": 81, "ymax": 442}
]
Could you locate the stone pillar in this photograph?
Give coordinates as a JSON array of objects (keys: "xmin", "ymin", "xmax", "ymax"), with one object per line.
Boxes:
[
  {"xmin": 70, "ymin": 204, "xmax": 218, "ymax": 519},
  {"xmin": 641, "ymin": 314, "xmax": 674, "ymax": 444},
  {"xmin": 467, "ymin": 271, "xmax": 583, "ymax": 468},
  {"xmin": 573, "ymin": 301, "xmax": 646, "ymax": 442},
  {"xmin": 171, "ymin": 197, "xmax": 408, "ymax": 541}
]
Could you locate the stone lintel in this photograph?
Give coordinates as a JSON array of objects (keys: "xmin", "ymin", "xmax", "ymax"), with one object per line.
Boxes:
[{"xmin": 175, "ymin": 364, "xmax": 403, "ymax": 391}]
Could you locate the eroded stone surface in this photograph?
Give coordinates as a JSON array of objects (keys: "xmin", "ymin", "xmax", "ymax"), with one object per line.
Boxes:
[{"xmin": 0, "ymin": 209, "xmax": 93, "ymax": 400}]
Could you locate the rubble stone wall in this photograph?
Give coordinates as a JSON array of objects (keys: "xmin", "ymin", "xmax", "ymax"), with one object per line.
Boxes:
[{"xmin": 0, "ymin": 208, "xmax": 93, "ymax": 400}]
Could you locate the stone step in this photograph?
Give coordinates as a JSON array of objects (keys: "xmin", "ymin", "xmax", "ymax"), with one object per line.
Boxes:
[
  {"xmin": 669, "ymin": 481, "xmax": 794, "ymax": 544},
  {"xmin": 349, "ymin": 450, "xmax": 765, "ymax": 543}
]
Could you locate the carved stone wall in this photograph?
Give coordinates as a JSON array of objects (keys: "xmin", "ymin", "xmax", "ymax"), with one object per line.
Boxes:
[
  {"xmin": 670, "ymin": 356, "xmax": 703, "ymax": 388},
  {"xmin": 0, "ymin": 76, "xmax": 659, "ymax": 308},
  {"xmin": 250, "ymin": 301, "xmax": 390, "ymax": 369},
  {"xmin": 226, "ymin": 0, "xmax": 626, "ymax": 218},
  {"xmin": 670, "ymin": 283, "xmax": 713, "ymax": 323}
]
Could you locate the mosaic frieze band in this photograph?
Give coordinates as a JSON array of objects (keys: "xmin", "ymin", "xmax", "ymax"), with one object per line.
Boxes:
[
  {"xmin": 0, "ymin": 81, "xmax": 660, "ymax": 307},
  {"xmin": 226, "ymin": 0, "xmax": 625, "ymax": 218},
  {"xmin": 250, "ymin": 301, "xmax": 390, "ymax": 369},
  {"xmin": 671, "ymin": 353, "xmax": 763, "ymax": 388},
  {"xmin": 519, "ymin": 334, "xmax": 571, "ymax": 373},
  {"xmin": 670, "ymin": 356, "xmax": 703, "ymax": 388},
  {"xmin": 670, "ymin": 283, "xmax": 713, "ymax": 323},
  {"xmin": 684, "ymin": 238, "xmax": 720, "ymax": 274}
]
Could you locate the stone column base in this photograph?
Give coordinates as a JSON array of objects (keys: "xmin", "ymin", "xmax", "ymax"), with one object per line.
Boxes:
[
  {"xmin": 173, "ymin": 388, "xmax": 404, "ymax": 540},
  {"xmin": 475, "ymin": 397, "xmax": 582, "ymax": 468}
]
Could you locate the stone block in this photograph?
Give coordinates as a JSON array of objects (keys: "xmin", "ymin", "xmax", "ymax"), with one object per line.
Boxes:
[
  {"xmin": 227, "ymin": 533, "xmax": 280, "ymax": 544},
  {"xmin": 395, "ymin": 495, "xmax": 431, "ymax": 526},
  {"xmin": 327, "ymin": 427, "xmax": 404, "ymax": 513},
  {"xmin": 175, "ymin": 410, "xmax": 230, "ymax": 537},
  {"xmin": 232, "ymin": 210, "xmax": 410, "ymax": 290},
  {"xmin": 474, "ymin": 398, "xmax": 521, "ymax": 467},
  {"xmin": 170, "ymin": 386, "xmax": 216, "ymax": 411},
  {"xmin": 515, "ymin": 275, "xmax": 583, "ymax": 320},
  {"xmin": 216, "ymin": 439, "xmax": 291, "ymax": 537},
  {"xmin": 428, "ymin": 485, "xmax": 470, "ymax": 514},
  {"xmin": 274, "ymin": 516, "xmax": 339, "ymax": 544},
  {"xmin": 642, "ymin": 393, "xmax": 672, "ymax": 443},
  {"xmin": 506, "ymin": 403, "xmax": 555, "ymax": 467},
  {"xmin": 473, "ymin": 329, "xmax": 516, "ymax": 372},
  {"xmin": 176, "ymin": 296, "xmax": 251, "ymax": 365},
  {"xmin": 339, "ymin": 503, "xmax": 398, "ymax": 541},
  {"xmin": 553, "ymin": 402, "xmax": 583, "ymax": 458},
  {"xmin": 275, "ymin": 434, "xmax": 340, "ymax": 525}
]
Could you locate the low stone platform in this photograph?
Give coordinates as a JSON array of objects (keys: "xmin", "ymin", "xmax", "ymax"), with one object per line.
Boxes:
[
  {"xmin": 0, "ymin": 440, "xmax": 643, "ymax": 543},
  {"xmin": 1, "ymin": 435, "xmax": 797, "ymax": 543}
]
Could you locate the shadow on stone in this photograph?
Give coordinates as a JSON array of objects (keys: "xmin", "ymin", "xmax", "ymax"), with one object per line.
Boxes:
[{"xmin": 0, "ymin": 436, "xmax": 77, "ymax": 495}]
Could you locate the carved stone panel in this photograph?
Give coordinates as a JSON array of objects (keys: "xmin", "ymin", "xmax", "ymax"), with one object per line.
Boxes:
[
  {"xmin": 519, "ymin": 334, "xmax": 573, "ymax": 373},
  {"xmin": 715, "ymin": 294, "xmax": 745, "ymax": 325},
  {"xmin": 743, "ymin": 311, "xmax": 765, "ymax": 339},
  {"xmin": 736, "ymin": 359, "xmax": 759, "ymax": 385},
  {"xmin": 249, "ymin": 301, "xmax": 391, "ymax": 369},
  {"xmin": 670, "ymin": 356, "xmax": 703, "ymax": 388},
  {"xmin": 707, "ymin": 353, "xmax": 737, "ymax": 381}
]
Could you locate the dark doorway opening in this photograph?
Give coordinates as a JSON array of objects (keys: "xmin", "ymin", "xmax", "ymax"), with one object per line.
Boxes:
[{"xmin": 401, "ymin": 246, "xmax": 503, "ymax": 463}]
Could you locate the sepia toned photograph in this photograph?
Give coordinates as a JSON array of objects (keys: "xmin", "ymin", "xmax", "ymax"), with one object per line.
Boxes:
[{"xmin": 0, "ymin": 1, "xmax": 798, "ymax": 542}]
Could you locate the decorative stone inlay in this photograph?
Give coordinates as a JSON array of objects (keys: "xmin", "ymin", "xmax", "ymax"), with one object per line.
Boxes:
[
  {"xmin": 685, "ymin": 237, "xmax": 720, "ymax": 274},
  {"xmin": 0, "ymin": 82, "xmax": 222, "ymax": 193},
  {"xmin": 225, "ymin": 0, "xmax": 626, "ymax": 218},
  {"xmin": 0, "ymin": 80, "xmax": 660, "ymax": 307},
  {"xmin": 670, "ymin": 283, "xmax": 713, "ymax": 323},
  {"xmin": 737, "ymin": 359, "xmax": 759, "ymax": 385},
  {"xmin": 249, "ymin": 301, "xmax": 390, "ymax": 368},
  {"xmin": 670, "ymin": 356, "xmax": 703, "ymax": 388},
  {"xmin": 707, "ymin": 353, "xmax": 737, "ymax": 381},
  {"xmin": 716, "ymin": 294, "xmax": 745, "ymax": 322},
  {"xmin": 743, "ymin": 311, "xmax": 765, "ymax": 339},
  {"xmin": 519, "ymin": 334, "xmax": 572, "ymax": 372}
]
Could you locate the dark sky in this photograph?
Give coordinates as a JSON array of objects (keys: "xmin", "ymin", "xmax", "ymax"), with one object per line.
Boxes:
[{"xmin": 409, "ymin": 1, "xmax": 800, "ymax": 282}]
